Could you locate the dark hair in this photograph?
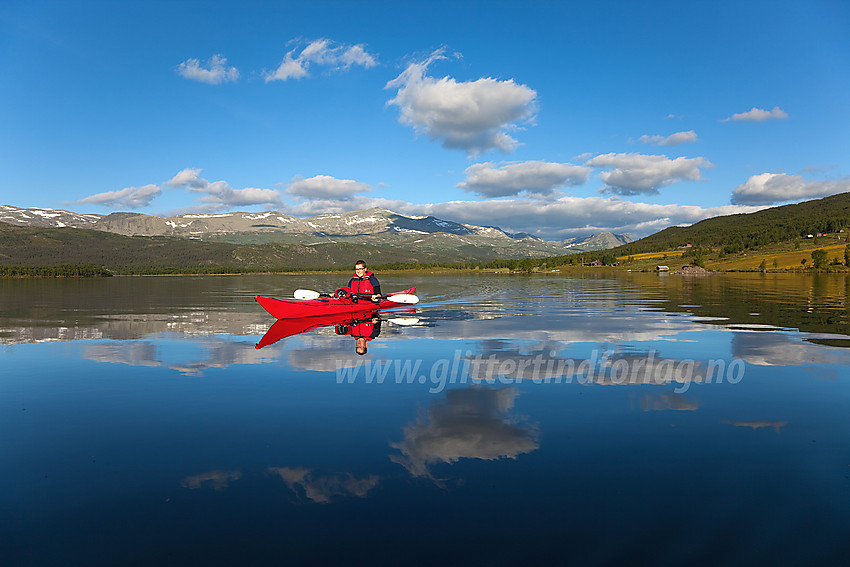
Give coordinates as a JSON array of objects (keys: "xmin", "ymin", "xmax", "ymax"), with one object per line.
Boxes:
[{"xmin": 355, "ymin": 260, "xmax": 366, "ymax": 266}]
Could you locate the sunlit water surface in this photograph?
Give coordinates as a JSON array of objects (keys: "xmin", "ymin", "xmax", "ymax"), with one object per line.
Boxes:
[{"xmin": 2, "ymin": 273, "xmax": 849, "ymax": 565}]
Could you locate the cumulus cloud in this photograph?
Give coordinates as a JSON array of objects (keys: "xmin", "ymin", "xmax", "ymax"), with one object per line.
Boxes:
[
  {"xmin": 80, "ymin": 170, "xmax": 768, "ymax": 239},
  {"xmin": 166, "ymin": 168, "xmax": 204, "ymax": 188},
  {"xmin": 638, "ymin": 130, "xmax": 698, "ymax": 146},
  {"xmin": 176, "ymin": 54, "xmax": 240, "ymax": 84},
  {"xmin": 285, "ymin": 174, "xmax": 372, "ymax": 200},
  {"xmin": 78, "ymin": 184, "xmax": 161, "ymax": 208},
  {"xmin": 167, "ymin": 168, "xmax": 282, "ymax": 209},
  {"xmin": 268, "ymin": 193, "xmax": 763, "ymax": 241},
  {"xmin": 264, "ymin": 38, "xmax": 377, "ymax": 82},
  {"xmin": 722, "ymin": 106, "xmax": 788, "ymax": 122},
  {"xmin": 458, "ymin": 161, "xmax": 590, "ymax": 198},
  {"xmin": 731, "ymin": 172, "xmax": 850, "ymax": 205},
  {"xmin": 385, "ymin": 49, "xmax": 537, "ymax": 155},
  {"xmin": 416, "ymin": 196, "xmax": 761, "ymax": 239},
  {"xmin": 586, "ymin": 152, "xmax": 714, "ymax": 195}
]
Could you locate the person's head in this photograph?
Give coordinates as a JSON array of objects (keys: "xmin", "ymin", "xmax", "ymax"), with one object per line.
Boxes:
[
  {"xmin": 356, "ymin": 337, "xmax": 368, "ymax": 355},
  {"xmin": 354, "ymin": 260, "xmax": 367, "ymax": 275}
]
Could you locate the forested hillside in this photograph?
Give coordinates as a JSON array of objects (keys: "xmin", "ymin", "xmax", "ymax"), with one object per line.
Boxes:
[
  {"xmin": 0, "ymin": 223, "xmax": 529, "ymax": 273},
  {"xmin": 611, "ymin": 192, "xmax": 850, "ymax": 256}
]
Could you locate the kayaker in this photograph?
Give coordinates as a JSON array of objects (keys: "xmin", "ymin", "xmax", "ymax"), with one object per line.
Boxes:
[{"xmin": 348, "ymin": 260, "xmax": 381, "ymax": 302}]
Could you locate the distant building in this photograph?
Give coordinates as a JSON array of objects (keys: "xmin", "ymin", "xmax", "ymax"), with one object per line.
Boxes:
[
  {"xmin": 656, "ymin": 265, "xmax": 669, "ymax": 271},
  {"xmin": 588, "ymin": 260, "xmax": 604, "ymax": 267}
]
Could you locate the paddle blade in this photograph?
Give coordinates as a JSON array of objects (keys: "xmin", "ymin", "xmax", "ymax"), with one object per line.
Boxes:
[
  {"xmin": 387, "ymin": 293, "xmax": 419, "ymax": 304},
  {"xmin": 294, "ymin": 289, "xmax": 321, "ymax": 300},
  {"xmin": 388, "ymin": 317, "xmax": 420, "ymax": 326}
]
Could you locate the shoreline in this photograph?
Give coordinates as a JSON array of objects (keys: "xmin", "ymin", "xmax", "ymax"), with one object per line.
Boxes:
[{"xmin": 3, "ymin": 264, "xmax": 850, "ymax": 279}]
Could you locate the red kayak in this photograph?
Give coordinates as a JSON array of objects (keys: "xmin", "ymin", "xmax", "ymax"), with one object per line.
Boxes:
[
  {"xmin": 254, "ymin": 312, "xmax": 372, "ymax": 349},
  {"xmin": 255, "ymin": 307, "xmax": 417, "ymax": 349},
  {"xmin": 255, "ymin": 287, "xmax": 416, "ymax": 319}
]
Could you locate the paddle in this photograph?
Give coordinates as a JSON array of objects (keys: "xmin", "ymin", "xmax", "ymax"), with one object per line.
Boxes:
[
  {"xmin": 387, "ymin": 317, "xmax": 420, "ymax": 326},
  {"xmin": 293, "ymin": 289, "xmax": 419, "ymax": 304}
]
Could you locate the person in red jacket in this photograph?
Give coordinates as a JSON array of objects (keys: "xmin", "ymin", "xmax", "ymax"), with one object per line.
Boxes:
[
  {"xmin": 347, "ymin": 260, "xmax": 381, "ymax": 302},
  {"xmin": 335, "ymin": 312, "xmax": 382, "ymax": 355}
]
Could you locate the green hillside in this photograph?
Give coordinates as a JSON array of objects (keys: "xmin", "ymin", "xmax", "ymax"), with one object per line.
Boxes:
[
  {"xmin": 0, "ymin": 224, "xmax": 337, "ymax": 273},
  {"xmin": 0, "ymin": 223, "xmax": 516, "ymax": 274},
  {"xmin": 612, "ymin": 192, "xmax": 850, "ymax": 256}
]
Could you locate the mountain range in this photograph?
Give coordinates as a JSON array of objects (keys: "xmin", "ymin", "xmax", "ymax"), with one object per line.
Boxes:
[{"xmin": 0, "ymin": 205, "xmax": 632, "ymax": 256}]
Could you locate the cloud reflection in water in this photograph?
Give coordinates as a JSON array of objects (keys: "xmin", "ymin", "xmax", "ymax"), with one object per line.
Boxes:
[{"xmin": 390, "ymin": 386, "xmax": 538, "ymax": 478}]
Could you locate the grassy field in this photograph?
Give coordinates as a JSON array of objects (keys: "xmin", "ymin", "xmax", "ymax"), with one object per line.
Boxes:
[
  {"xmin": 711, "ymin": 242, "xmax": 847, "ymax": 270},
  {"xmin": 607, "ymin": 235, "xmax": 849, "ymax": 272},
  {"xmin": 618, "ymin": 250, "xmax": 687, "ymax": 261}
]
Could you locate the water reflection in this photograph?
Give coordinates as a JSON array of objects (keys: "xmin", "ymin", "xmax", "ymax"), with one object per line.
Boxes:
[
  {"xmin": 638, "ymin": 392, "xmax": 700, "ymax": 411},
  {"xmin": 731, "ymin": 331, "xmax": 850, "ymax": 366},
  {"xmin": 181, "ymin": 470, "xmax": 242, "ymax": 491},
  {"xmin": 390, "ymin": 386, "xmax": 539, "ymax": 479},
  {"xmin": 722, "ymin": 420, "xmax": 788, "ymax": 432},
  {"xmin": 256, "ymin": 309, "xmax": 417, "ymax": 351},
  {"xmin": 82, "ymin": 336, "xmax": 272, "ymax": 376},
  {"xmin": 268, "ymin": 467, "xmax": 380, "ymax": 504},
  {"xmin": 3, "ymin": 273, "xmax": 850, "ymax": 564}
]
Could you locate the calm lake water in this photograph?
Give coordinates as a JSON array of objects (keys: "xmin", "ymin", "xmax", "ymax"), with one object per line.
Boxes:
[{"xmin": 2, "ymin": 272, "xmax": 849, "ymax": 566}]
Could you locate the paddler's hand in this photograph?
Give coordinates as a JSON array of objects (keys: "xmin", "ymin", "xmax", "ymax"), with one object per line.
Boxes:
[{"xmin": 371, "ymin": 294, "xmax": 380, "ymax": 302}]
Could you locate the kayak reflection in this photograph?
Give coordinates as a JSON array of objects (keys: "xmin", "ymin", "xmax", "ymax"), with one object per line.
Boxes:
[{"xmin": 255, "ymin": 309, "xmax": 418, "ymax": 351}]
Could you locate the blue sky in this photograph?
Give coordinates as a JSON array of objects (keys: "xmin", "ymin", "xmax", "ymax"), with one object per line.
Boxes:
[{"xmin": 1, "ymin": 0, "xmax": 848, "ymax": 239}]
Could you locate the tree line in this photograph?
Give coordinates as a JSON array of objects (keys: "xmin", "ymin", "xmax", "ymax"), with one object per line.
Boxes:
[{"xmin": 0, "ymin": 264, "xmax": 113, "ymax": 278}]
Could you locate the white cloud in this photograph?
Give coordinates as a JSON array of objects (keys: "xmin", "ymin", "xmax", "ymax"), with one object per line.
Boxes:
[
  {"xmin": 285, "ymin": 174, "xmax": 372, "ymax": 200},
  {"xmin": 385, "ymin": 49, "xmax": 537, "ymax": 155},
  {"xmin": 166, "ymin": 168, "xmax": 204, "ymax": 188},
  {"xmin": 176, "ymin": 54, "xmax": 239, "ymax": 84},
  {"xmin": 731, "ymin": 172, "xmax": 850, "ymax": 205},
  {"xmin": 264, "ymin": 38, "xmax": 377, "ymax": 82},
  {"xmin": 458, "ymin": 161, "xmax": 590, "ymax": 198},
  {"xmin": 638, "ymin": 130, "xmax": 698, "ymax": 146},
  {"xmin": 167, "ymin": 168, "xmax": 282, "ymax": 209},
  {"xmin": 78, "ymin": 184, "xmax": 161, "ymax": 208},
  {"xmin": 87, "ymin": 169, "xmax": 770, "ymax": 239},
  {"xmin": 586, "ymin": 152, "xmax": 714, "ymax": 195},
  {"xmin": 266, "ymin": 193, "xmax": 762, "ymax": 240},
  {"xmin": 417, "ymin": 197, "xmax": 761, "ymax": 239},
  {"xmin": 722, "ymin": 106, "xmax": 788, "ymax": 122}
]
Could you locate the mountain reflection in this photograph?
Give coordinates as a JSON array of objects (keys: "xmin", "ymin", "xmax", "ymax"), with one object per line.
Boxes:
[
  {"xmin": 390, "ymin": 386, "xmax": 538, "ymax": 478},
  {"xmin": 83, "ymin": 337, "xmax": 273, "ymax": 376}
]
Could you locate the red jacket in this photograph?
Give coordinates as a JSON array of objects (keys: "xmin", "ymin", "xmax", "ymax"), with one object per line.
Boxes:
[
  {"xmin": 335, "ymin": 315, "xmax": 382, "ymax": 340},
  {"xmin": 347, "ymin": 270, "xmax": 381, "ymax": 297}
]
